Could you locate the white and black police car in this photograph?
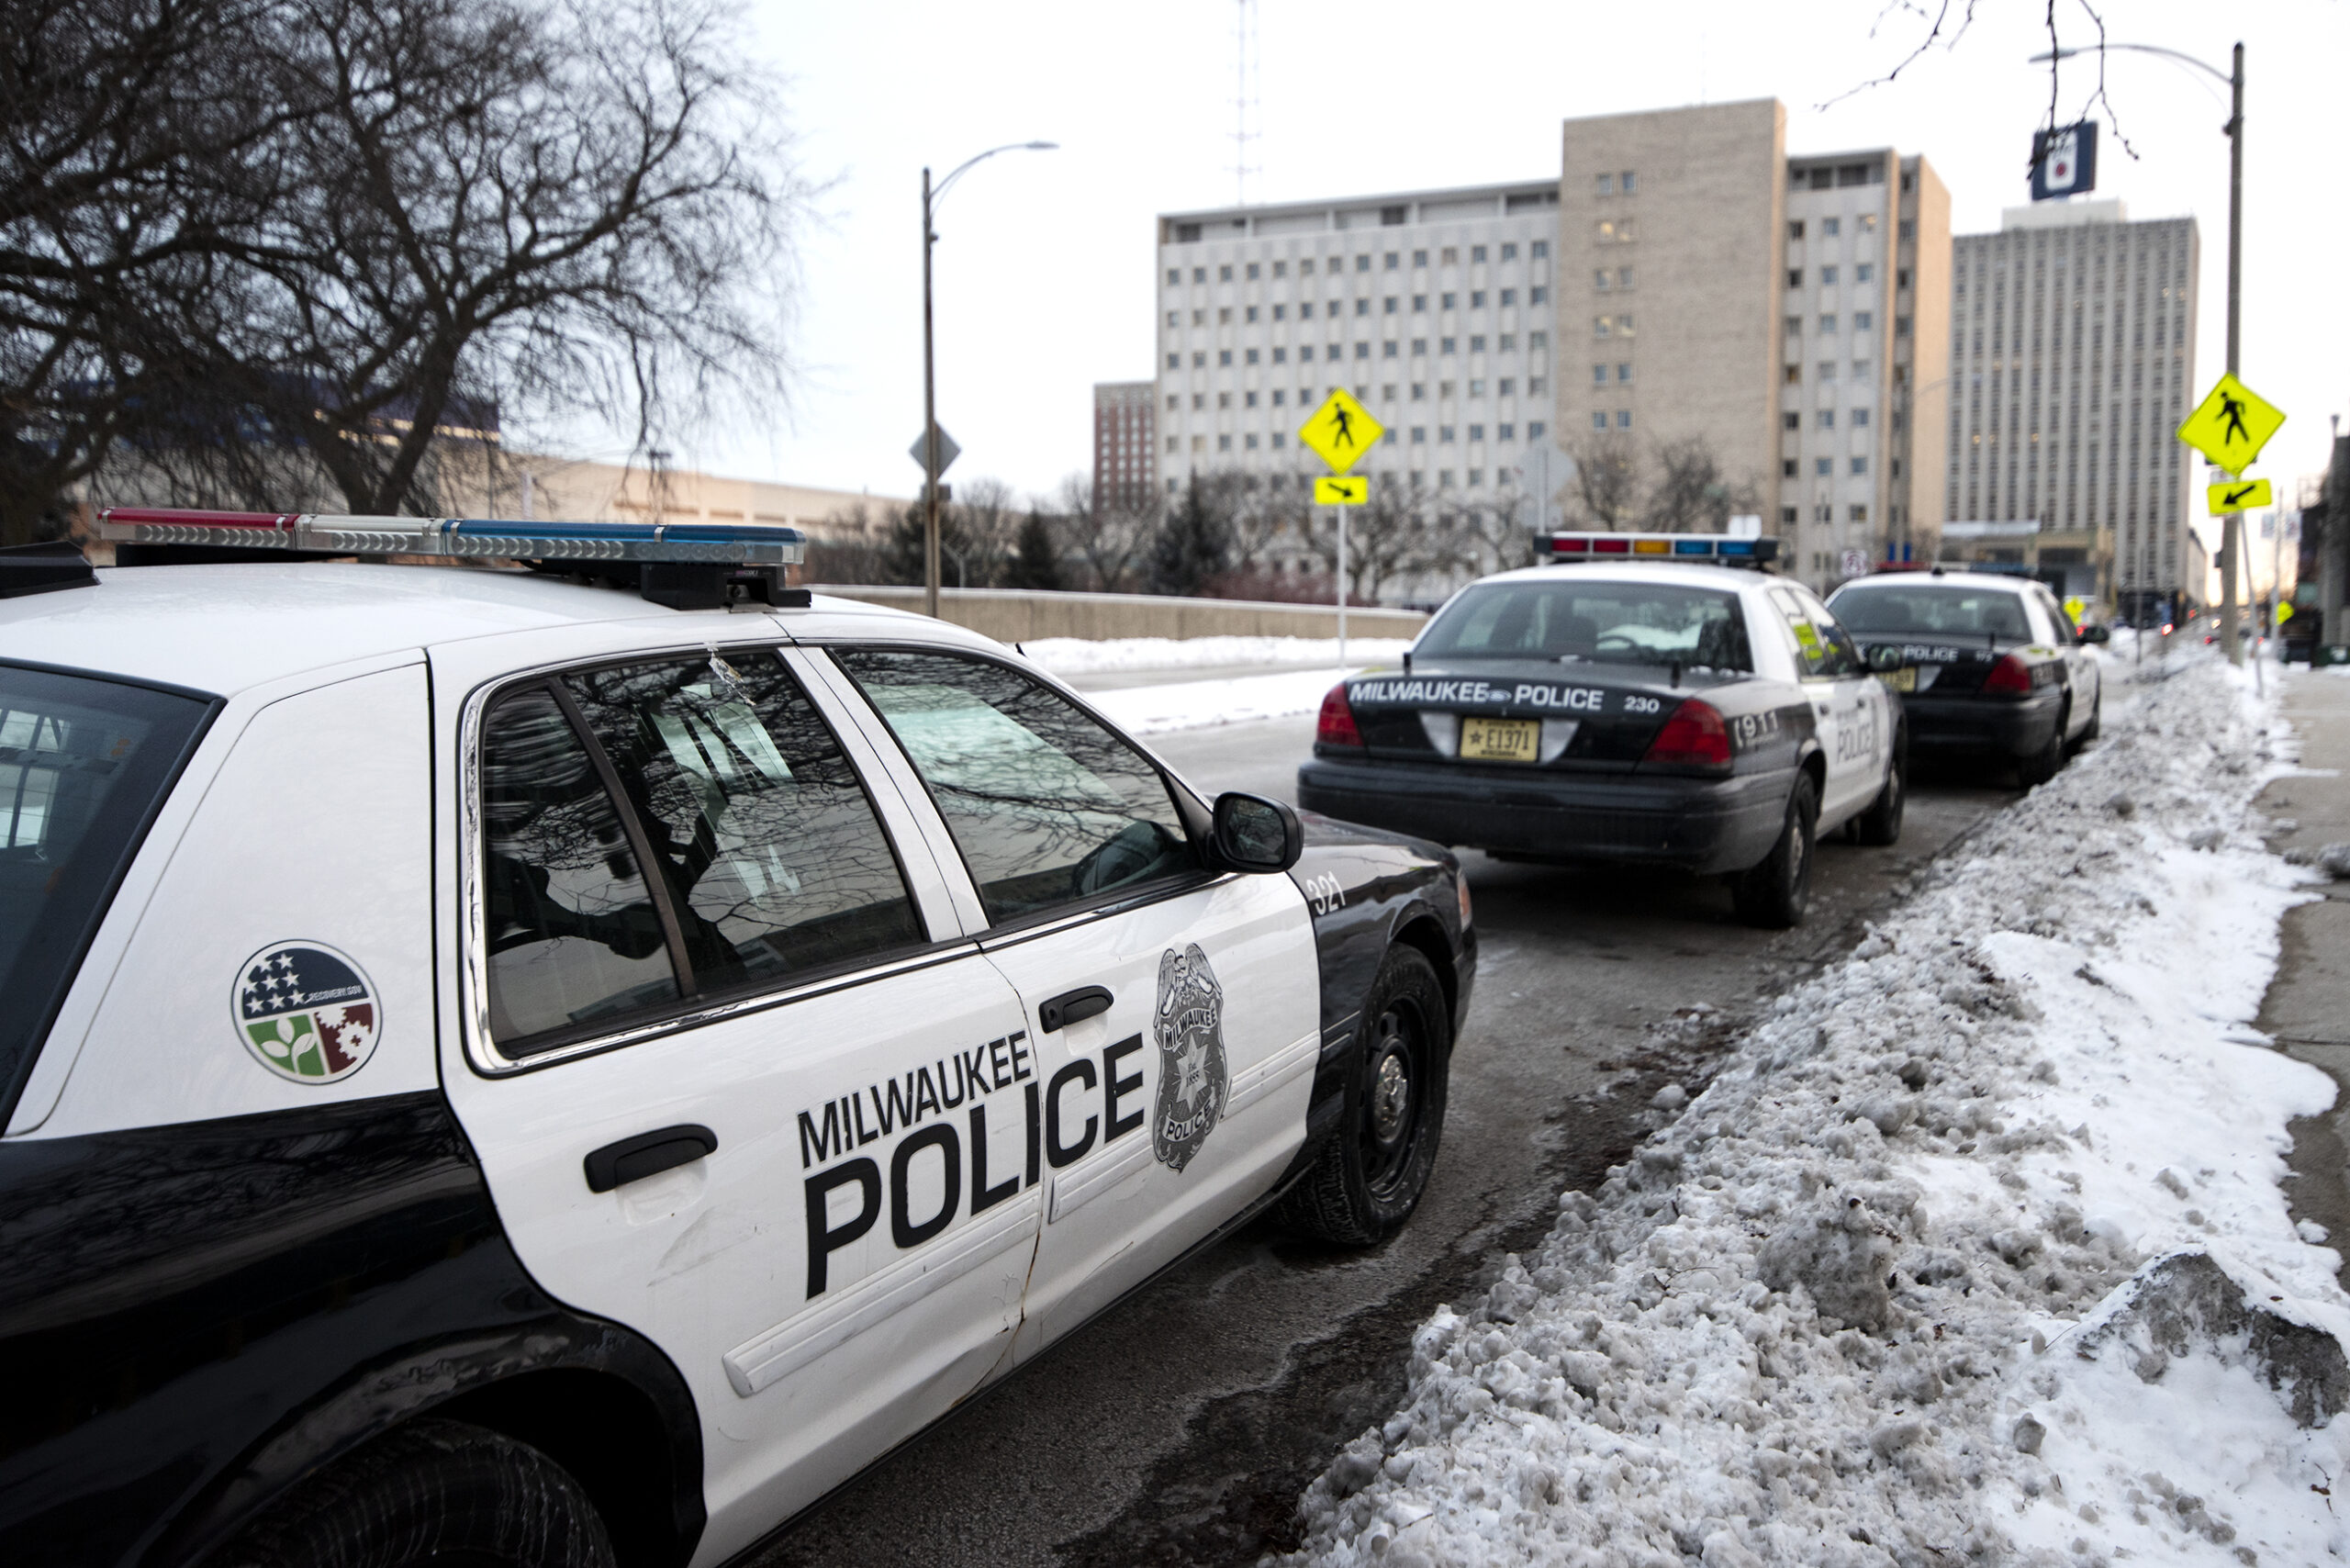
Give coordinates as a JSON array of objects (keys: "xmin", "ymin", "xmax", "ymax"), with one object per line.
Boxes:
[
  {"xmin": 1296, "ymin": 532, "xmax": 1905, "ymax": 927},
  {"xmin": 1827, "ymin": 567, "xmax": 2104, "ymax": 787},
  {"xmin": 0, "ymin": 510, "xmax": 1473, "ymax": 1568}
]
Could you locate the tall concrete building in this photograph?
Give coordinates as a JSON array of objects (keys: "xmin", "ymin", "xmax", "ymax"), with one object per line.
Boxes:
[
  {"xmin": 1942, "ymin": 201, "xmax": 2198, "ymax": 610},
  {"xmin": 1153, "ymin": 179, "xmax": 1561, "ymax": 514},
  {"xmin": 1091, "ymin": 381, "xmax": 1157, "ymax": 514}
]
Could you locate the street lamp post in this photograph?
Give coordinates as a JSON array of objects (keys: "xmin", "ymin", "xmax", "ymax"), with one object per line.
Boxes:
[
  {"xmin": 921, "ymin": 141, "xmax": 1057, "ymax": 619},
  {"xmin": 2031, "ymin": 39, "xmax": 2246, "ymax": 663}
]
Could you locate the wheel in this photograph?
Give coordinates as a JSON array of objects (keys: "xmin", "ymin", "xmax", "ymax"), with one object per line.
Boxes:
[
  {"xmin": 1854, "ymin": 735, "xmax": 1906, "ymax": 847},
  {"xmin": 1279, "ymin": 946, "xmax": 1449, "ymax": 1246},
  {"xmin": 2018, "ymin": 706, "xmax": 2067, "ymax": 787},
  {"xmin": 214, "ymin": 1419, "xmax": 616, "ymax": 1568},
  {"xmin": 1731, "ymin": 770, "xmax": 1818, "ymax": 929}
]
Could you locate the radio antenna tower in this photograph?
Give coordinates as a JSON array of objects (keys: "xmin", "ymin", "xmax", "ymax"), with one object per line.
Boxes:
[{"xmin": 1230, "ymin": 0, "xmax": 1261, "ymax": 206}]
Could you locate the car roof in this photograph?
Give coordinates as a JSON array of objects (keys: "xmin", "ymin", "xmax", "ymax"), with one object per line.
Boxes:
[
  {"xmin": 1832, "ymin": 572, "xmax": 2035, "ymax": 596},
  {"xmin": 0, "ymin": 563, "xmax": 936, "ymax": 697},
  {"xmin": 1465, "ymin": 562, "xmax": 1779, "ymax": 596}
]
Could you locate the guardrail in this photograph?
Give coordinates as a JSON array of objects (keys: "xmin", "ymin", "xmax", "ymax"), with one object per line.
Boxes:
[{"xmin": 802, "ymin": 585, "xmax": 1427, "ymax": 643}]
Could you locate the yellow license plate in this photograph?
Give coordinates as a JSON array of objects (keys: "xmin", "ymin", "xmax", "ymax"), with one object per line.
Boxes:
[
  {"xmin": 1460, "ymin": 716, "xmax": 1539, "ymax": 762},
  {"xmin": 1877, "ymin": 666, "xmax": 1916, "ymax": 692}
]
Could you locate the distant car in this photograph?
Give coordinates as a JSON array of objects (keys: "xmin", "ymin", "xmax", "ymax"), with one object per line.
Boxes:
[
  {"xmin": 1827, "ymin": 569, "xmax": 2101, "ymax": 786},
  {"xmin": 1295, "ymin": 533, "xmax": 1905, "ymax": 929},
  {"xmin": 0, "ymin": 510, "xmax": 1473, "ymax": 1568}
]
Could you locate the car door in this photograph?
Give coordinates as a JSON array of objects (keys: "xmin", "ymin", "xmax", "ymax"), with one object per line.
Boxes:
[
  {"xmin": 2031, "ymin": 586, "xmax": 2098, "ymax": 734},
  {"xmin": 816, "ymin": 645, "xmax": 1321, "ymax": 1357},
  {"xmin": 1768, "ymin": 586, "xmax": 1876, "ymax": 820},
  {"xmin": 1801, "ymin": 588, "xmax": 1891, "ymax": 818},
  {"xmin": 432, "ymin": 636, "xmax": 1043, "ymax": 1565}
]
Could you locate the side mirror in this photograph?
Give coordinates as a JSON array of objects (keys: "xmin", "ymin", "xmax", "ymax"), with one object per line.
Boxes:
[
  {"xmin": 2079, "ymin": 624, "xmax": 2111, "ymax": 645},
  {"xmin": 1212, "ymin": 791, "xmax": 1303, "ymax": 874}
]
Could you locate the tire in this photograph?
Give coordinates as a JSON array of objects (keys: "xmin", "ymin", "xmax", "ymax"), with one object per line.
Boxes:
[
  {"xmin": 1854, "ymin": 734, "xmax": 1906, "ymax": 847},
  {"xmin": 1279, "ymin": 946, "xmax": 1449, "ymax": 1246},
  {"xmin": 2018, "ymin": 706, "xmax": 2067, "ymax": 788},
  {"xmin": 1731, "ymin": 770, "xmax": 1818, "ymax": 929},
  {"xmin": 213, "ymin": 1419, "xmax": 616, "ymax": 1568}
]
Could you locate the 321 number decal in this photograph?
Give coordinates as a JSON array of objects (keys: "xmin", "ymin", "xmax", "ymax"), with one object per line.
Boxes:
[{"xmin": 1301, "ymin": 872, "xmax": 1347, "ymax": 916}]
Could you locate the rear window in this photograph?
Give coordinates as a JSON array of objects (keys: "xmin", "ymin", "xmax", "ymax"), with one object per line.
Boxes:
[
  {"xmin": 0, "ymin": 666, "xmax": 213, "ymax": 1118},
  {"xmin": 1416, "ymin": 579, "xmax": 1752, "ymax": 672},
  {"xmin": 1829, "ymin": 584, "xmax": 2032, "ymax": 640}
]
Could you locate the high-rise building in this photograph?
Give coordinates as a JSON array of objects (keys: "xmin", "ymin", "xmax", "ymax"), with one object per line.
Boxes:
[
  {"xmin": 1942, "ymin": 201, "xmax": 2198, "ymax": 611},
  {"xmin": 1150, "ymin": 102, "xmax": 1954, "ymax": 598},
  {"xmin": 1152, "ymin": 179, "xmax": 1561, "ymax": 509},
  {"xmin": 1091, "ymin": 381, "xmax": 1158, "ymax": 514}
]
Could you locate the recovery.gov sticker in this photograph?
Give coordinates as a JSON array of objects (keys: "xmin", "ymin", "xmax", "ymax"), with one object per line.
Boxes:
[{"xmin": 235, "ymin": 942, "xmax": 380, "ymax": 1083}]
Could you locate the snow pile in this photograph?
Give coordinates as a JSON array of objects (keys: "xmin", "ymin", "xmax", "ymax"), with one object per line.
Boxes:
[
  {"xmin": 1085, "ymin": 666, "xmax": 1364, "ymax": 735},
  {"xmin": 1284, "ymin": 657, "xmax": 2350, "ymax": 1567},
  {"xmin": 1024, "ymin": 635, "xmax": 1412, "ymax": 676}
]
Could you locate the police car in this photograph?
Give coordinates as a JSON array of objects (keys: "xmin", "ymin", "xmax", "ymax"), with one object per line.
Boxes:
[
  {"xmin": 1295, "ymin": 532, "xmax": 1905, "ymax": 928},
  {"xmin": 0, "ymin": 510, "xmax": 1472, "ymax": 1568},
  {"xmin": 1826, "ymin": 568, "xmax": 2102, "ymax": 787}
]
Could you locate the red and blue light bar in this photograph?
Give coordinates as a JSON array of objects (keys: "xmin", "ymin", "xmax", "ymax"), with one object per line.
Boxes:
[
  {"xmin": 1536, "ymin": 531, "xmax": 1780, "ymax": 568},
  {"xmin": 96, "ymin": 508, "xmax": 807, "ymax": 566}
]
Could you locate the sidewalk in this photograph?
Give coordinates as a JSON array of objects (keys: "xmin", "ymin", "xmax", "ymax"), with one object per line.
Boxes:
[{"xmin": 2257, "ymin": 666, "xmax": 2350, "ymax": 1270}]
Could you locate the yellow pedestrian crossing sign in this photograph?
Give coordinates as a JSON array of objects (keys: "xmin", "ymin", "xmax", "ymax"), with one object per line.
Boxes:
[
  {"xmin": 2177, "ymin": 373, "xmax": 2285, "ymax": 476},
  {"xmin": 2207, "ymin": 476, "xmax": 2272, "ymax": 515},
  {"xmin": 1298, "ymin": 389, "xmax": 1382, "ymax": 474},
  {"xmin": 1315, "ymin": 476, "xmax": 1367, "ymax": 505}
]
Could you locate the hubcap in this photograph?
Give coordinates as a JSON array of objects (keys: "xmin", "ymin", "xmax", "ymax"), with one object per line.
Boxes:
[{"xmin": 1371, "ymin": 1049, "xmax": 1411, "ymax": 1144}]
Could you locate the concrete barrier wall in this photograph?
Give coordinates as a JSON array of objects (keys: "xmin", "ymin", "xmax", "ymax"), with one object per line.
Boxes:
[{"xmin": 805, "ymin": 585, "xmax": 1427, "ymax": 643}]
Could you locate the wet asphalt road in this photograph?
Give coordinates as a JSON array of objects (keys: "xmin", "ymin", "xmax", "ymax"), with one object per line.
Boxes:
[{"xmin": 750, "ymin": 706, "xmax": 2018, "ymax": 1568}]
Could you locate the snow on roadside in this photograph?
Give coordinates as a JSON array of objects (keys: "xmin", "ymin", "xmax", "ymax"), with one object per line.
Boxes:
[
  {"xmin": 1283, "ymin": 655, "xmax": 2350, "ymax": 1568},
  {"xmin": 1023, "ymin": 634, "xmax": 1412, "ymax": 675},
  {"xmin": 1083, "ymin": 666, "xmax": 1363, "ymax": 735}
]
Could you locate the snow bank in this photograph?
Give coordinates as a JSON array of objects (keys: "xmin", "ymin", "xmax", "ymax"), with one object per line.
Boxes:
[
  {"xmin": 1283, "ymin": 655, "xmax": 2350, "ymax": 1567},
  {"xmin": 1084, "ymin": 666, "xmax": 1359, "ymax": 735},
  {"xmin": 1024, "ymin": 635, "xmax": 1413, "ymax": 676}
]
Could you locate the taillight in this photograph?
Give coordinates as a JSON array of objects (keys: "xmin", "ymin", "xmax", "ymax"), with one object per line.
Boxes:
[
  {"xmin": 1983, "ymin": 654, "xmax": 2033, "ymax": 695},
  {"xmin": 1315, "ymin": 682, "xmax": 1362, "ymax": 748},
  {"xmin": 1643, "ymin": 698, "xmax": 1731, "ymax": 768}
]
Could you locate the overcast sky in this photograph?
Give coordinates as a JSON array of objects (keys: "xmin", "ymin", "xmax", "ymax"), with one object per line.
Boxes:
[{"xmin": 647, "ymin": 0, "xmax": 2348, "ymax": 512}]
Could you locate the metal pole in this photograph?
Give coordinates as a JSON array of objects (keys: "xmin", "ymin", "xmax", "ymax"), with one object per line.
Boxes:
[
  {"xmin": 1336, "ymin": 503, "xmax": 1348, "ymax": 666},
  {"xmin": 922, "ymin": 166, "xmax": 941, "ymax": 621},
  {"xmin": 2219, "ymin": 42, "xmax": 2245, "ymax": 665}
]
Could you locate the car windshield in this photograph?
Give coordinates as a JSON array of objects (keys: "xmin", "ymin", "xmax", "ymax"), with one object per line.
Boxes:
[
  {"xmin": 1829, "ymin": 583, "xmax": 2033, "ymax": 640},
  {"xmin": 0, "ymin": 665, "xmax": 213, "ymax": 1119},
  {"xmin": 1416, "ymin": 579, "xmax": 1752, "ymax": 671}
]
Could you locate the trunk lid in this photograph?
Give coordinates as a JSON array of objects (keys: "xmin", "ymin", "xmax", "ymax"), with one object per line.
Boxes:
[{"xmin": 1337, "ymin": 658, "xmax": 1738, "ymax": 773}]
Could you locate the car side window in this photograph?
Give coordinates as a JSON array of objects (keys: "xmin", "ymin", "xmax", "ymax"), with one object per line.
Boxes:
[
  {"xmin": 479, "ymin": 653, "xmax": 926, "ymax": 1055},
  {"xmin": 832, "ymin": 649, "xmax": 1199, "ymax": 924},
  {"xmin": 1768, "ymin": 587, "xmax": 1858, "ymax": 678}
]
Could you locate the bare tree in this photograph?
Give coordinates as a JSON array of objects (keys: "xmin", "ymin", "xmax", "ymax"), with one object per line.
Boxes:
[
  {"xmin": 1297, "ymin": 474, "xmax": 1435, "ymax": 605},
  {"xmin": 946, "ymin": 476, "xmax": 1021, "ymax": 588},
  {"xmin": 1639, "ymin": 435, "xmax": 1761, "ymax": 533},
  {"xmin": 1057, "ymin": 473, "xmax": 1154, "ymax": 593},
  {"xmin": 1562, "ymin": 431, "xmax": 1640, "ymax": 529},
  {"xmin": 801, "ymin": 499, "xmax": 890, "ymax": 584}
]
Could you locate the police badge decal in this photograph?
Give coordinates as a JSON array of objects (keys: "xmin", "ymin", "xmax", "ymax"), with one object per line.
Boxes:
[{"xmin": 1152, "ymin": 943, "xmax": 1229, "ymax": 1173}]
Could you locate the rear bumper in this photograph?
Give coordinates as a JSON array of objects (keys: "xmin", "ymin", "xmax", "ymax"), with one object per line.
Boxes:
[
  {"xmin": 1903, "ymin": 691, "xmax": 2063, "ymax": 759},
  {"xmin": 1295, "ymin": 756, "xmax": 1790, "ymax": 876}
]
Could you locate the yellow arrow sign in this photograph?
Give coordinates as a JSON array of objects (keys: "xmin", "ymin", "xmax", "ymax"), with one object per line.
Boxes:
[
  {"xmin": 2279, "ymin": 600, "xmax": 2298, "ymax": 623},
  {"xmin": 2207, "ymin": 476, "xmax": 2272, "ymax": 515},
  {"xmin": 2177, "ymin": 373, "xmax": 2286, "ymax": 476},
  {"xmin": 1315, "ymin": 476, "xmax": 1367, "ymax": 505},
  {"xmin": 1298, "ymin": 389, "xmax": 1383, "ymax": 474}
]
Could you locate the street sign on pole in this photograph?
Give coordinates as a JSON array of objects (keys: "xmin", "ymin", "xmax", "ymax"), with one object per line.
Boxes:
[
  {"xmin": 1315, "ymin": 476, "xmax": 1367, "ymax": 505},
  {"xmin": 2177, "ymin": 374, "xmax": 2284, "ymax": 476},
  {"xmin": 907, "ymin": 426, "xmax": 961, "ymax": 478},
  {"xmin": 1297, "ymin": 390, "xmax": 1383, "ymax": 474},
  {"xmin": 2207, "ymin": 476, "xmax": 2272, "ymax": 515}
]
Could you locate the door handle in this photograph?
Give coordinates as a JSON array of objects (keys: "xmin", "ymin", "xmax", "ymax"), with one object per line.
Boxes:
[
  {"xmin": 1037, "ymin": 985, "xmax": 1113, "ymax": 1033},
  {"xmin": 585, "ymin": 1125, "xmax": 718, "ymax": 1193}
]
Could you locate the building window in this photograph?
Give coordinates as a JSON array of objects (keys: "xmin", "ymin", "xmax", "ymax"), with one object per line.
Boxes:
[
  {"xmin": 1167, "ymin": 353, "xmax": 1180, "ymax": 369},
  {"xmin": 1787, "ymin": 269, "xmax": 1803, "ymax": 288},
  {"xmin": 1440, "ymin": 247, "xmax": 1458, "ymax": 264},
  {"xmin": 1819, "ymin": 314, "xmax": 1838, "ymax": 333},
  {"xmin": 1528, "ymin": 376, "xmax": 1546, "ymax": 393},
  {"xmin": 1596, "ymin": 218, "xmax": 1636, "ymax": 243},
  {"xmin": 1783, "ymin": 458, "xmax": 1797, "ymax": 477},
  {"xmin": 1620, "ymin": 172, "xmax": 1637, "ymax": 193},
  {"xmin": 1354, "ymin": 342, "xmax": 1371, "ymax": 359},
  {"xmin": 1897, "ymin": 268, "xmax": 1910, "ymax": 289},
  {"xmin": 1412, "ymin": 249, "xmax": 1428, "ymax": 267},
  {"xmin": 1271, "ymin": 304, "xmax": 1286, "ymax": 322},
  {"xmin": 1382, "ymin": 341, "xmax": 1398, "ymax": 358},
  {"xmin": 1501, "ymin": 242, "xmax": 1518, "ymax": 261},
  {"xmin": 1468, "ymin": 423, "xmax": 1485, "ymax": 442},
  {"xmin": 1438, "ymin": 425, "xmax": 1456, "ymax": 442},
  {"xmin": 1822, "ymin": 218, "xmax": 1841, "ymax": 237},
  {"xmin": 1529, "ymin": 286, "xmax": 1549, "ymax": 303},
  {"xmin": 1245, "ymin": 348, "xmax": 1259, "ymax": 364},
  {"xmin": 1784, "ymin": 364, "xmax": 1801, "ymax": 385},
  {"xmin": 1438, "ymin": 471, "xmax": 1456, "ymax": 488},
  {"xmin": 1851, "ymin": 408, "xmax": 1869, "ymax": 427},
  {"xmin": 1854, "ymin": 311, "xmax": 1874, "ymax": 331},
  {"xmin": 1245, "ymin": 306, "xmax": 1259, "ymax": 323},
  {"xmin": 1849, "ymin": 504, "xmax": 1869, "ymax": 522},
  {"xmin": 1244, "ymin": 390, "xmax": 1259, "ymax": 408},
  {"xmin": 1783, "ymin": 411, "xmax": 1799, "ymax": 430},
  {"xmin": 1617, "ymin": 363, "xmax": 1633, "ymax": 383},
  {"xmin": 1595, "ymin": 269, "xmax": 1613, "ymax": 292},
  {"xmin": 1528, "ymin": 331, "xmax": 1547, "ymax": 349},
  {"xmin": 1816, "ymin": 457, "xmax": 1832, "ymax": 476},
  {"xmin": 1818, "ymin": 409, "xmax": 1835, "ymax": 430},
  {"xmin": 1272, "ymin": 260, "xmax": 1288, "ymax": 277},
  {"xmin": 1167, "ymin": 269, "xmax": 1181, "ymax": 286},
  {"xmin": 1383, "ymin": 297, "xmax": 1399, "ymax": 314},
  {"xmin": 1781, "ymin": 506, "xmax": 1798, "ymax": 525},
  {"xmin": 1384, "ymin": 252, "xmax": 1400, "ymax": 270},
  {"xmin": 1411, "ymin": 339, "xmax": 1427, "ymax": 356},
  {"xmin": 1469, "ymin": 334, "xmax": 1487, "ymax": 353},
  {"xmin": 1895, "ymin": 316, "xmax": 1912, "ymax": 337},
  {"xmin": 1592, "ymin": 411, "xmax": 1608, "ymax": 431},
  {"xmin": 1272, "ymin": 347, "xmax": 1286, "ymax": 364},
  {"xmin": 1411, "ymin": 294, "xmax": 1427, "ymax": 312},
  {"xmin": 1218, "ymin": 350, "xmax": 1233, "ymax": 366},
  {"xmin": 1410, "ymin": 427, "xmax": 1427, "ymax": 443},
  {"xmin": 1498, "ymin": 376, "xmax": 1515, "ymax": 395},
  {"xmin": 1498, "ymin": 423, "xmax": 1516, "ymax": 441},
  {"xmin": 1218, "ymin": 265, "xmax": 1232, "ymax": 282},
  {"xmin": 1192, "ymin": 435, "xmax": 1205, "ymax": 452},
  {"xmin": 1440, "ymin": 336, "xmax": 1457, "ymax": 353},
  {"xmin": 1440, "ymin": 291, "xmax": 1457, "ymax": 309},
  {"xmin": 1246, "ymin": 262, "xmax": 1260, "ymax": 280},
  {"xmin": 1616, "ymin": 409, "xmax": 1632, "ymax": 430},
  {"xmin": 1217, "ymin": 434, "xmax": 1231, "ymax": 451},
  {"xmin": 1354, "ymin": 298, "xmax": 1370, "ymax": 317},
  {"xmin": 1855, "ymin": 263, "xmax": 1874, "ymax": 282},
  {"xmin": 1356, "ymin": 254, "xmax": 1371, "ymax": 272},
  {"xmin": 1192, "ymin": 266, "xmax": 1206, "ymax": 283},
  {"xmin": 1596, "ymin": 173, "xmax": 1614, "ymax": 195},
  {"xmin": 1530, "ymin": 241, "xmax": 1549, "ymax": 258},
  {"xmin": 1410, "ymin": 384, "xmax": 1426, "ymax": 400},
  {"xmin": 1271, "ymin": 389, "xmax": 1286, "ymax": 407},
  {"xmin": 1592, "ymin": 363, "xmax": 1607, "ymax": 385},
  {"xmin": 1785, "ymin": 315, "xmax": 1802, "ymax": 339},
  {"xmin": 1851, "ymin": 359, "xmax": 1868, "ymax": 379},
  {"xmin": 1245, "ymin": 433, "xmax": 1259, "ymax": 450},
  {"xmin": 1217, "ymin": 392, "xmax": 1231, "ymax": 409},
  {"xmin": 1898, "ymin": 219, "xmax": 1915, "ymax": 240},
  {"xmin": 1192, "ymin": 394, "xmax": 1204, "ymax": 409},
  {"xmin": 1381, "ymin": 385, "xmax": 1397, "ymax": 401},
  {"xmin": 1438, "ymin": 380, "xmax": 1454, "ymax": 398},
  {"xmin": 1192, "ymin": 352, "xmax": 1206, "ymax": 367},
  {"xmin": 1787, "ymin": 220, "xmax": 1804, "ymax": 240},
  {"xmin": 1166, "ymin": 435, "xmax": 1178, "ymax": 454},
  {"xmin": 1821, "ymin": 265, "xmax": 1839, "ymax": 286},
  {"xmin": 1500, "ymin": 288, "xmax": 1516, "ymax": 306},
  {"xmin": 1472, "ymin": 245, "xmax": 1488, "ymax": 263},
  {"xmin": 1850, "ymin": 456, "xmax": 1867, "ymax": 476},
  {"xmin": 1528, "ymin": 420, "xmax": 1546, "ymax": 440},
  {"xmin": 1818, "ymin": 361, "xmax": 1836, "ymax": 380}
]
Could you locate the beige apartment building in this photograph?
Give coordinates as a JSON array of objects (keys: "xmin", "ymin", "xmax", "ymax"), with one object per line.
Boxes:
[{"xmin": 1557, "ymin": 101, "xmax": 1953, "ymax": 590}]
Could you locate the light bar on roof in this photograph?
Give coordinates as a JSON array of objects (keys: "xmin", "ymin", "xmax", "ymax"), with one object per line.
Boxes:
[
  {"xmin": 95, "ymin": 508, "xmax": 806, "ymax": 566},
  {"xmin": 1535, "ymin": 531, "xmax": 1780, "ymax": 568}
]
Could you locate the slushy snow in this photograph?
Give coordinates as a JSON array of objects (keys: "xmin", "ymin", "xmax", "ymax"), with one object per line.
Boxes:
[{"xmin": 1282, "ymin": 655, "xmax": 2350, "ymax": 1567}]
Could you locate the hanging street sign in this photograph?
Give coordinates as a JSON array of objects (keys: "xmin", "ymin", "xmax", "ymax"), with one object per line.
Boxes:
[
  {"xmin": 2207, "ymin": 476, "xmax": 2272, "ymax": 515},
  {"xmin": 2177, "ymin": 374, "xmax": 2285, "ymax": 476},
  {"xmin": 907, "ymin": 425, "xmax": 961, "ymax": 478},
  {"xmin": 1315, "ymin": 476, "xmax": 1368, "ymax": 506},
  {"xmin": 1298, "ymin": 390, "xmax": 1383, "ymax": 474},
  {"xmin": 2030, "ymin": 121, "xmax": 2098, "ymax": 201}
]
